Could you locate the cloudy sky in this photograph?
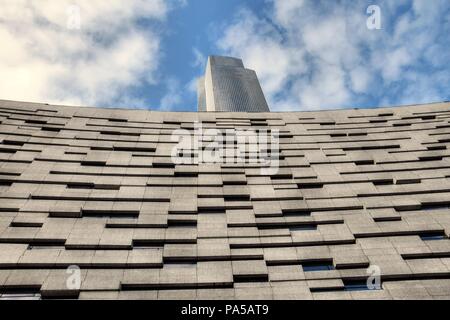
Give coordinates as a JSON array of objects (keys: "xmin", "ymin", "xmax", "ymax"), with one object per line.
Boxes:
[{"xmin": 0, "ymin": 0, "xmax": 449, "ymax": 111}]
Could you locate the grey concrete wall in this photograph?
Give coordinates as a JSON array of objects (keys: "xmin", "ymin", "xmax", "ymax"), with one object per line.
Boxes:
[{"xmin": 0, "ymin": 99, "xmax": 449, "ymax": 299}]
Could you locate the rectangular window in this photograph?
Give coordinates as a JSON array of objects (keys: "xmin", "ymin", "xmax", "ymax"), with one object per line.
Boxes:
[
  {"xmin": 0, "ymin": 290, "xmax": 41, "ymax": 300},
  {"xmin": 420, "ymin": 232, "xmax": 447, "ymax": 241},
  {"xmin": 301, "ymin": 261, "xmax": 334, "ymax": 272},
  {"xmin": 344, "ymin": 279, "xmax": 381, "ymax": 291},
  {"xmin": 289, "ymin": 225, "xmax": 317, "ymax": 232},
  {"xmin": 421, "ymin": 204, "xmax": 450, "ymax": 211}
]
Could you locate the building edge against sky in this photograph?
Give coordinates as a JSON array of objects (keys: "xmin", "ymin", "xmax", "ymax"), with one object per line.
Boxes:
[{"xmin": 197, "ymin": 56, "xmax": 270, "ymax": 112}]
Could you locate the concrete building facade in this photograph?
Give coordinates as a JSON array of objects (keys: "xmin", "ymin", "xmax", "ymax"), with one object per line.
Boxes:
[
  {"xmin": 197, "ymin": 56, "xmax": 270, "ymax": 112},
  {"xmin": 0, "ymin": 99, "xmax": 450, "ymax": 299}
]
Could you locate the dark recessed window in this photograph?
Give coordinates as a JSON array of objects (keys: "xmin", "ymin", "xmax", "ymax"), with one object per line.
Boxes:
[
  {"xmin": 233, "ymin": 275, "xmax": 269, "ymax": 283},
  {"xmin": 108, "ymin": 118, "xmax": 127, "ymax": 123},
  {"xmin": 82, "ymin": 210, "xmax": 139, "ymax": 219},
  {"xmin": 167, "ymin": 222, "xmax": 197, "ymax": 228},
  {"xmin": 355, "ymin": 160, "xmax": 374, "ymax": 166},
  {"xmin": 27, "ymin": 240, "xmax": 65, "ymax": 248},
  {"xmin": 420, "ymin": 232, "xmax": 447, "ymax": 241},
  {"xmin": 378, "ymin": 113, "xmax": 393, "ymax": 117},
  {"xmin": 289, "ymin": 225, "xmax": 317, "ymax": 232},
  {"xmin": 132, "ymin": 240, "xmax": 164, "ymax": 248},
  {"xmin": 344, "ymin": 279, "xmax": 381, "ymax": 291},
  {"xmin": 297, "ymin": 183, "xmax": 323, "ymax": 189},
  {"xmin": 282, "ymin": 211, "xmax": 311, "ymax": 217},
  {"xmin": 302, "ymin": 261, "xmax": 334, "ymax": 272},
  {"xmin": 421, "ymin": 204, "xmax": 450, "ymax": 211}
]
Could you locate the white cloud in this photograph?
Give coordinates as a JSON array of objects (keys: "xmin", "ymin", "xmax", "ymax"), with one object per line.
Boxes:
[
  {"xmin": 0, "ymin": 0, "xmax": 183, "ymax": 108},
  {"xmin": 297, "ymin": 64, "xmax": 351, "ymax": 110},
  {"xmin": 187, "ymin": 76, "xmax": 201, "ymax": 94},
  {"xmin": 191, "ymin": 47, "xmax": 206, "ymax": 70},
  {"xmin": 350, "ymin": 66, "xmax": 371, "ymax": 94},
  {"xmin": 159, "ymin": 77, "xmax": 183, "ymax": 110},
  {"xmin": 216, "ymin": 0, "xmax": 450, "ymax": 111},
  {"xmin": 377, "ymin": 47, "xmax": 412, "ymax": 82},
  {"xmin": 217, "ymin": 9, "xmax": 307, "ymax": 109},
  {"xmin": 272, "ymin": 0, "xmax": 305, "ymax": 26}
]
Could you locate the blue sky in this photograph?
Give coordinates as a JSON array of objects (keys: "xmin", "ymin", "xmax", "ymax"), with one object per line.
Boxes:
[
  {"xmin": 146, "ymin": 0, "xmax": 266, "ymax": 111},
  {"xmin": 0, "ymin": 0, "xmax": 449, "ymax": 111}
]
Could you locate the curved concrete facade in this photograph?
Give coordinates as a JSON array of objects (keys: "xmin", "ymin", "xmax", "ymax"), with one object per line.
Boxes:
[{"xmin": 0, "ymin": 99, "xmax": 450, "ymax": 299}]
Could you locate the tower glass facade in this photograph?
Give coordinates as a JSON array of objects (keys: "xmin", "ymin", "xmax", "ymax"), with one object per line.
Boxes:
[{"xmin": 198, "ymin": 56, "xmax": 270, "ymax": 112}]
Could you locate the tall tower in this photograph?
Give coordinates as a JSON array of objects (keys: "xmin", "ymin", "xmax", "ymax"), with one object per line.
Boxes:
[
  {"xmin": 197, "ymin": 56, "xmax": 270, "ymax": 112},
  {"xmin": 197, "ymin": 76, "xmax": 206, "ymax": 112}
]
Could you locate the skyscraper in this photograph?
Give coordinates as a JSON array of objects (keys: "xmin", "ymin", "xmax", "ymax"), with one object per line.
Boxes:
[{"xmin": 197, "ymin": 55, "xmax": 270, "ymax": 112}]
